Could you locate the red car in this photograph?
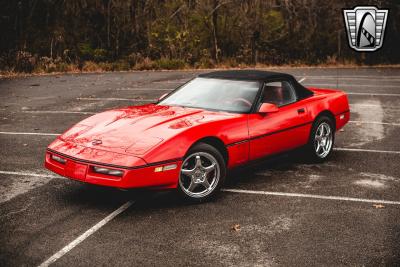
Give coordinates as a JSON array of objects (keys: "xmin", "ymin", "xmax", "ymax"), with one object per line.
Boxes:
[{"xmin": 45, "ymin": 70, "xmax": 350, "ymax": 201}]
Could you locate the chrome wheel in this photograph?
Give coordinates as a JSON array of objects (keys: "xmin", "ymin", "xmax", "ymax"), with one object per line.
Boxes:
[
  {"xmin": 314, "ymin": 122, "xmax": 333, "ymax": 158},
  {"xmin": 179, "ymin": 152, "xmax": 220, "ymax": 198}
]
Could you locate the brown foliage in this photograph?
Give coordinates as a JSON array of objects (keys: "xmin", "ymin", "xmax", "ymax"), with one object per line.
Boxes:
[{"xmin": 0, "ymin": 0, "xmax": 399, "ymax": 73}]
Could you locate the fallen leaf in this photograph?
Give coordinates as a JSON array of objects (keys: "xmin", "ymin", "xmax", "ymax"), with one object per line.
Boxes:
[
  {"xmin": 373, "ymin": 204, "xmax": 385, "ymax": 209},
  {"xmin": 231, "ymin": 224, "xmax": 241, "ymax": 232}
]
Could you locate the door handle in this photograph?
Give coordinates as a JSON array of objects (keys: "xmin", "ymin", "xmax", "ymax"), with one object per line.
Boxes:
[{"xmin": 297, "ymin": 108, "xmax": 305, "ymax": 114}]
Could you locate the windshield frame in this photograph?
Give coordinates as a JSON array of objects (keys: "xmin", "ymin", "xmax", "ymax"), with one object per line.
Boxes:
[{"xmin": 157, "ymin": 77, "xmax": 264, "ymax": 114}]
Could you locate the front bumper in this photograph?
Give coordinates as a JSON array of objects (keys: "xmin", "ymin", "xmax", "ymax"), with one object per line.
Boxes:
[{"xmin": 45, "ymin": 150, "xmax": 181, "ymax": 189}]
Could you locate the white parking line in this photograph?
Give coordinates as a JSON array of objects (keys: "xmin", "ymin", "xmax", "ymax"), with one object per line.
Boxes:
[
  {"xmin": 304, "ymin": 83, "xmax": 398, "ymax": 88},
  {"xmin": 38, "ymin": 201, "xmax": 134, "ymax": 267},
  {"xmin": 23, "ymin": 110, "xmax": 96, "ymax": 115},
  {"xmin": 152, "ymin": 80, "xmax": 187, "ymax": 84},
  {"xmin": 222, "ymin": 189, "xmax": 400, "ymax": 205},
  {"xmin": 302, "ymin": 75, "xmax": 400, "ymax": 80},
  {"xmin": 349, "ymin": 120, "xmax": 400, "ymax": 126},
  {"xmin": 0, "ymin": 131, "xmax": 60, "ymax": 136},
  {"xmin": 77, "ymin": 97, "xmax": 155, "ymax": 102},
  {"xmin": 334, "ymin": 148, "xmax": 400, "ymax": 154},
  {"xmin": 346, "ymin": 92, "xmax": 400, "ymax": 97},
  {"xmin": 298, "ymin": 77, "xmax": 306, "ymax": 83},
  {"xmin": 115, "ymin": 88, "xmax": 173, "ymax": 91},
  {"xmin": 0, "ymin": 170, "xmax": 58, "ymax": 178},
  {"xmin": 350, "ymin": 104, "xmax": 381, "ymax": 108},
  {"xmin": 0, "ymin": 171, "xmax": 61, "ymax": 204},
  {"xmin": 351, "ymin": 104, "xmax": 400, "ymax": 110}
]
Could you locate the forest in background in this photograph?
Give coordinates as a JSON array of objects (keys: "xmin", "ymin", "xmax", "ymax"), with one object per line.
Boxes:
[{"xmin": 1, "ymin": 0, "xmax": 399, "ymax": 73}]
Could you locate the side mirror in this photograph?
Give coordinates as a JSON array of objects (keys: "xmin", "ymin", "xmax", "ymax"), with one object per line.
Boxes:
[
  {"xmin": 258, "ymin": 103, "xmax": 279, "ymax": 114},
  {"xmin": 158, "ymin": 93, "xmax": 168, "ymax": 102}
]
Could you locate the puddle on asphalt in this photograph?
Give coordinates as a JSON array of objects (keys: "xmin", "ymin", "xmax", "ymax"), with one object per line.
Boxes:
[
  {"xmin": 354, "ymin": 179, "xmax": 387, "ymax": 189},
  {"xmin": 350, "ymin": 99, "xmax": 384, "ymax": 147},
  {"xmin": 353, "ymin": 172, "xmax": 399, "ymax": 189}
]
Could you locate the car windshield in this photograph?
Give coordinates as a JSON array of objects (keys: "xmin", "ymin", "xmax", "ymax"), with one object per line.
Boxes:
[{"xmin": 159, "ymin": 78, "xmax": 260, "ymax": 113}]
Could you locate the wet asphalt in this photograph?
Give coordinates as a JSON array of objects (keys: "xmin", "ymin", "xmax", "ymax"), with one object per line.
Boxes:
[{"xmin": 0, "ymin": 67, "xmax": 400, "ymax": 266}]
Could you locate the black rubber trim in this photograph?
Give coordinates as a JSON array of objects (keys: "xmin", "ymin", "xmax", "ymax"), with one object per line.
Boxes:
[
  {"xmin": 47, "ymin": 148, "xmax": 181, "ymax": 170},
  {"xmin": 226, "ymin": 121, "xmax": 313, "ymax": 147},
  {"xmin": 226, "ymin": 139, "xmax": 249, "ymax": 147}
]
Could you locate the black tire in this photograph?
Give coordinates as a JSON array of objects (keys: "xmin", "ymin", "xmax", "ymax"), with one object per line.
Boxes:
[
  {"xmin": 177, "ymin": 142, "xmax": 226, "ymax": 202},
  {"xmin": 305, "ymin": 115, "xmax": 335, "ymax": 162}
]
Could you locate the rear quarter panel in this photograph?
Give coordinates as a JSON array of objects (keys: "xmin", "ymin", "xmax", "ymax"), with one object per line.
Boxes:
[{"xmin": 307, "ymin": 88, "xmax": 350, "ymax": 131}]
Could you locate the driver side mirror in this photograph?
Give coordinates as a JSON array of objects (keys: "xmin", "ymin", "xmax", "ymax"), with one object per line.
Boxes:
[
  {"xmin": 258, "ymin": 103, "xmax": 279, "ymax": 114},
  {"xmin": 158, "ymin": 93, "xmax": 168, "ymax": 102}
]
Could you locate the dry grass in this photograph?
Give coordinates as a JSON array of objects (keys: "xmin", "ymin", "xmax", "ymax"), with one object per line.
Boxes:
[{"xmin": 1, "ymin": 60, "xmax": 399, "ymax": 79}]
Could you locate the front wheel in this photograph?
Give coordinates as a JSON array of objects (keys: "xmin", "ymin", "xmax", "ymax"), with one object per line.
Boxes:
[
  {"xmin": 305, "ymin": 116, "xmax": 335, "ymax": 162},
  {"xmin": 177, "ymin": 143, "xmax": 226, "ymax": 202}
]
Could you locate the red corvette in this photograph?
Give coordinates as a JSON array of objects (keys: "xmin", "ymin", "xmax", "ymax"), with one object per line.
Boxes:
[{"xmin": 45, "ymin": 70, "xmax": 349, "ymax": 201}]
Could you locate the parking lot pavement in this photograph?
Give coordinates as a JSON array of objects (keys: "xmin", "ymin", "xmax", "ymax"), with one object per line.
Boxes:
[
  {"xmin": 227, "ymin": 151, "xmax": 400, "ymax": 200},
  {"xmin": 51, "ymin": 193, "xmax": 400, "ymax": 267},
  {"xmin": 0, "ymin": 67, "xmax": 399, "ymax": 266},
  {"xmin": 0, "ymin": 178, "xmax": 131, "ymax": 266}
]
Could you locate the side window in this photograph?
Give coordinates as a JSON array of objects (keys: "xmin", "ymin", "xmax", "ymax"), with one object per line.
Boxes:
[{"xmin": 262, "ymin": 81, "xmax": 297, "ymax": 106}]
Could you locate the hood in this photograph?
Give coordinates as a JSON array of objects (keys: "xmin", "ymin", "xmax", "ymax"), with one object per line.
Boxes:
[{"xmin": 59, "ymin": 104, "xmax": 238, "ymax": 155}]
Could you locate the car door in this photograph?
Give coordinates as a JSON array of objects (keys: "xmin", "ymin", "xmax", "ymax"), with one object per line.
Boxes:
[{"xmin": 248, "ymin": 79, "xmax": 312, "ymax": 161}]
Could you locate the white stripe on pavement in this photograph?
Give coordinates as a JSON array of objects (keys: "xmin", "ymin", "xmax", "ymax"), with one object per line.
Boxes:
[
  {"xmin": 152, "ymin": 80, "xmax": 187, "ymax": 84},
  {"xmin": 346, "ymin": 92, "xmax": 400, "ymax": 97},
  {"xmin": 38, "ymin": 201, "xmax": 134, "ymax": 267},
  {"xmin": 351, "ymin": 104, "xmax": 400, "ymax": 110},
  {"xmin": 351, "ymin": 104, "xmax": 382, "ymax": 108},
  {"xmin": 349, "ymin": 120, "xmax": 400, "ymax": 126},
  {"xmin": 304, "ymin": 83, "xmax": 398, "ymax": 88},
  {"xmin": 115, "ymin": 88, "xmax": 173, "ymax": 91},
  {"xmin": 0, "ymin": 131, "xmax": 60, "ymax": 136},
  {"xmin": 0, "ymin": 171, "xmax": 60, "ymax": 204},
  {"xmin": 302, "ymin": 75, "xmax": 400, "ymax": 80},
  {"xmin": 334, "ymin": 147, "xmax": 400, "ymax": 154},
  {"xmin": 222, "ymin": 189, "xmax": 400, "ymax": 205},
  {"xmin": 0, "ymin": 171, "xmax": 58, "ymax": 178},
  {"xmin": 298, "ymin": 77, "xmax": 306, "ymax": 83}
]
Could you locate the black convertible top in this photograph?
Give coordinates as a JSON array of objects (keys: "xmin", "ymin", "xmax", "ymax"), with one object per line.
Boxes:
[
  {"xmin": 198, "ymin": 70, "xmax": 313, "ymax": 99},
  {"xmin": 198, "ymin": 69, "xmax": 292, "ymax": 81}
]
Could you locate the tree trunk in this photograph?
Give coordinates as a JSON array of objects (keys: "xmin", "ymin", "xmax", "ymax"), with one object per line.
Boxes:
[
  {"xmin": 130, "ymin": 0, "xmax": 137, "ymax": 35},
  {"xmin": 50, "ymin": 37, "xmax": 53, "ymax": 58},
  {"xmin": 211, "ymin": 0, "xmax": 219, "ymax": 63},
  {"xmin": 107, "ymin": 0, "xmax": 112, "ymax": 49}
]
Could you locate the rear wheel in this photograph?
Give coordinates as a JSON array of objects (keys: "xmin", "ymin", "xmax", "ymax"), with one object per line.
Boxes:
[
  {"xmin": 306, "ymin": 116, "xmax": 335, "ymax": 162},
  {"xmin": 177, "ymin": 143, "xmax": 226, "ymax": 202}
]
